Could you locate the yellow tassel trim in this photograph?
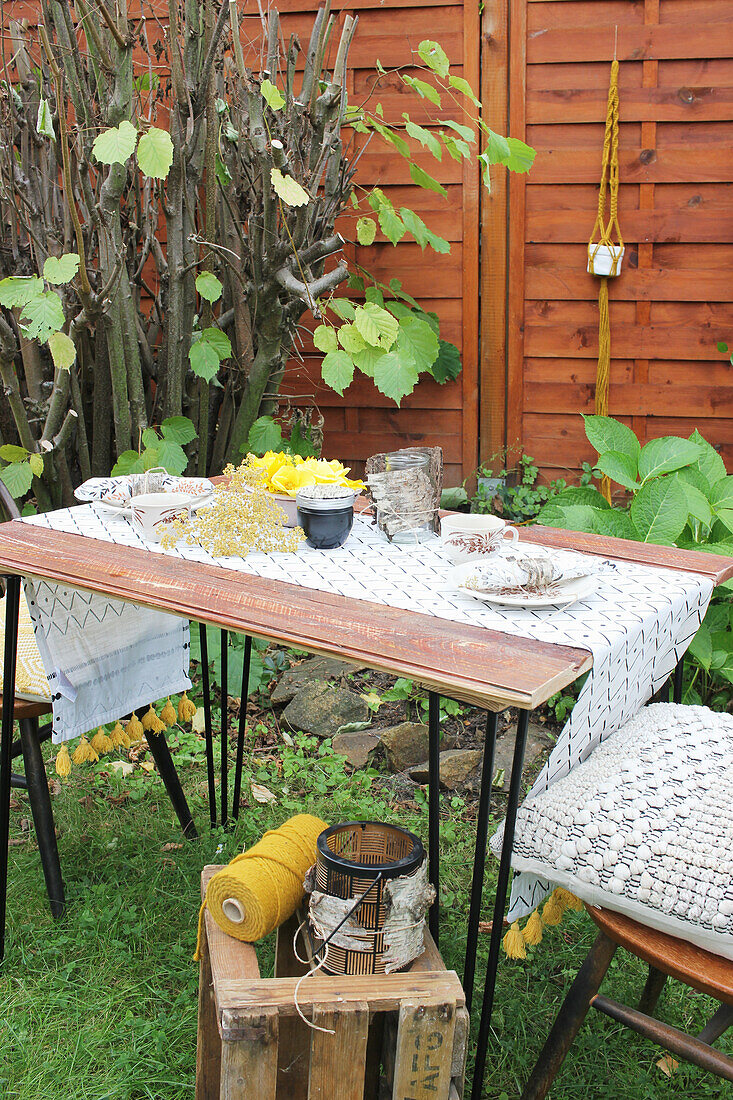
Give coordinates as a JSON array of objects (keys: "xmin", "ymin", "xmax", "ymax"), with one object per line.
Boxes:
[
  {"xmin": 541, "ymin": 888, "xmax": 566, "ymax": 927},
  {"xmin": 178, "ymin": 692, "xmax": 197, "ymax": 723},
  {"xmin": 111, "ymin": 721, "xmax": 130, "ymax": 749},
  {"xmin": 194, "ymin": 814, "xmax": 328, "ymax": 961},
  {"xmin": 125, "ymin": 713, "xmax": 144, "ymax": 743},
  {"xmin": 556, "ymin": 887, "xmax": 582, "ymax": 911},
  {"xmin": 72, "ymin": 735, "xmax": 98, "ymax": 764},
  {"xmin": 160, "ymin": 697, "xmax": 177, "ymax": 727},
  {"xmin": 55, "ymin": 744, "xmax": 71, "ymax": 777},
  {"xmin": 502, "ymin": 921, "xmax": 527, "ymax": 960},
  {"xmin": 142, "ymin": 705, "xmax": 166, "ymax": 734},
  {"xmin": 91, "ymin": 727, "xmax": 113, "ymax": 755},
  {"xmin": 523, "ymin": 908, "xmax": 544, "ymax": 946}
]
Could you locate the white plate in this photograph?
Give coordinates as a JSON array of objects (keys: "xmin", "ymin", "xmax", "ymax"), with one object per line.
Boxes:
[
  {"xmin": 450, "ymin": 563, "xmax": 595, "ymax": 609},
  {"xmin": 76, "ymin": 475, "xmax": 214, "ymax": 511}
]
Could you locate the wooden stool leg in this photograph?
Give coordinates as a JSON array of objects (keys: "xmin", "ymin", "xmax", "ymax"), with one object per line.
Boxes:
[
  {"xmin": 698, "ymin": 1003, "xmax": 733, "ymax": 1046},
  {"xmin": 521, "ymin": 932, "xmax": 617, "ymax": 1100},
  {"xmin": 638, "ymin": 965, "xmax": 667, "ymax": 1015},
  {"xmin": 19, "ymin": 717, "xmax": 64, "ymax": 918},
  {"xmin": 196, "ymin": 925, "xmax": 221, "ymax": 1100}
]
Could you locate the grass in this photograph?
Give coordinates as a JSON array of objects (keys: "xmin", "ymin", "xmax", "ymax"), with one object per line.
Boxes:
[{"xmin": 1, "ymin": 724, "xmax": 730, "ymax": 1100}]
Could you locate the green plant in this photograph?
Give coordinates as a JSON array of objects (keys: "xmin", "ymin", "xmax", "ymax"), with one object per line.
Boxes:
[
  {"xmin": 381, "ymin": 676, "xmax": 463, "ymax": 724},
  {"xmin": 472, "ymin": 453, "xmax": 567, "ymax": 524},
  {"xmin": 537, "ymin": 415, "xmax": 733, "ymax": 707}
]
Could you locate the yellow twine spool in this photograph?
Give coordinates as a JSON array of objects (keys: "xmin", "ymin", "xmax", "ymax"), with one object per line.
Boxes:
[{"xmin": 194, "ymin": 813, "xmax": 328, "ymax": 959}]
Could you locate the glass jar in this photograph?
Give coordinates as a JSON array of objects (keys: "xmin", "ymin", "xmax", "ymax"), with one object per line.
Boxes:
[
  {"xmin": 374, "ymin": 450, "xmax": 437, "ymax": 545},
  {"xmin": 296, "ymin": 487, "xmax": 355, "ymax": 550}
]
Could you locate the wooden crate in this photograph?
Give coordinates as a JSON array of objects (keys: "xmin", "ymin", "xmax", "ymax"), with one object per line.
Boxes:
[{"xmin": 196, "ymin": 866, "xmax": 469, "ymax": 1100}]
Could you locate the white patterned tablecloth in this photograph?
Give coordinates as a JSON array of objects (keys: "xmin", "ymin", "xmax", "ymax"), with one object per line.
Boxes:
[{"xmin": 21, "ymin": 504, "xmax": 714, "ymax": 916}]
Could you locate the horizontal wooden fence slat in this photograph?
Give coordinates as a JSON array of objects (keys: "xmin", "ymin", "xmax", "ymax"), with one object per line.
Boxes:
[
  {"xmin": 524, "ymin": 323, "xmax": 729, "ymax": 360},
  {"xmin": 527, "ymin": 84, "xmax": 733, "ymax": 124},
  {"xmin": 524, "ymin": 382, "xmax": 733, "ymax": 418},
  {"xmin": 523, "ymin": 143, "xmax": 733, "ymax": 184},
  {"xmin": 525, "ymin": 263, "xmax": 732, "ymax": 302},
  {"xmin": 527, "ymin": 22, "xmax": 732, "ymax": 64}
]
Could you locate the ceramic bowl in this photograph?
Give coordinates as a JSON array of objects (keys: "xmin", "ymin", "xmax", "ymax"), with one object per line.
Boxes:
[{"xmin": 440, "ymin": 514, "xmax": 519, "ymax": 564}]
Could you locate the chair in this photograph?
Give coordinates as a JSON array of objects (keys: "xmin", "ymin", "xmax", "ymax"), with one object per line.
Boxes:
[{"xmin": 521, "ymin": 903, "xmax": 733, "ymax": 1097}]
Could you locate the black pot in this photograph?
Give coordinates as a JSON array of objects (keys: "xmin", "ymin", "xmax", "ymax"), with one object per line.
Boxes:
[{"xmin": 296, "ymin": 495, "xmax": 354, "ymax": 549}]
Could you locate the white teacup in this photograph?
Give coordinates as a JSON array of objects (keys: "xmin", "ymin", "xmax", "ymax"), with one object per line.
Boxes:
[
  {"xmin": 440, "ymin": 514, "xmax": 519, "ymax": 564},
  {"xmin": 125, "ymin": 492, "xmax": 193, "ymax": 543}
]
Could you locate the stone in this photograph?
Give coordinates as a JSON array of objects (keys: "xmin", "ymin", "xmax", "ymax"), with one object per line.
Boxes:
[
  {"xmin": 378, "ymin": 722, "xmax": 430, "ymax": 773},
  {"xmin": 282, "ymin": 681, "xmax": 370, "ymax": 739},
  {"xmin": 409, "ymin": 749, "xmax": 483, "ymax": 791},
  {"xmin": 271, "ymin": 656, "xmax": 360, "ymax": 704},
  {"xmin": 488, "ymin": 720, "xmax": 553, "ymax": 790},
  {"xmin": 332, "ymin": 730, "xmax": 380, "ymax": 769}
]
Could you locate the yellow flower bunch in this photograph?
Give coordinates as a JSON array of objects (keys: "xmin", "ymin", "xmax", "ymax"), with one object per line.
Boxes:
[{"xmin": 247, "ymin": 452, "xmax": 364, "ymax": 498}]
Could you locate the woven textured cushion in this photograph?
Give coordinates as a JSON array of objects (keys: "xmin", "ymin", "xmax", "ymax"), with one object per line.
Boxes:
[
  {"xmin": 511, "ymin": 703, "xmax": 733, "ymax": 960},
  {"xmin": 0, "ymin": 594, "xmax": 50, "ymax": 702}
]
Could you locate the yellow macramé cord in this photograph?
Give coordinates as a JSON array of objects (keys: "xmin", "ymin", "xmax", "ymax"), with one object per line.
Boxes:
[
  {"xmin": 194, "ymin": 814, "xmax": 328, "ymax": 961},
  {"xmin": 178, "ymin": 692, "xmax": 197, "ymax": 722},
  {"xmin": 142, "ymin": 705, "xmax": 166, "ymax": 734},
  {"xmin": 160, "ymin": 698, "xmax": 177, "ymax": 727},
  {"xmin": 55, "ymin": 743, "xmax": 71, "ymax": 777},
  {"xmin": 502, "ymin": 921, "xmax": 527, "ymax": 960}
]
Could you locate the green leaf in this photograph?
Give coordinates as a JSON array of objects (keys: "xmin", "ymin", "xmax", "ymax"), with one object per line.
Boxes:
[
  {"xmin": 141, "ymin": 427, "xmax": 158, "ymax": 450},
  {"xmin": 365, "ymin": 286, "xmax": 384, "ymax": 307},
  {"xmin": 430, "ymin": 340, "xmax": 461, "ymax": 383},
  {"xmin": 596, "ymin": 450, "xmax": 639, "ymax": 492},
  {"xmin": 448, "ymin": 74, "xmax": 480, "ymax": 107},
  {"xmin": 687, "ymin": 624, "xmax": 712, "ymax": 671},
  {"xmin": 195, "ymin": 272, "xmax": 223, "ymax": 304},
  {"xmin": 443, "ymin": 119, "xmax": 475, "ymax": 143},
  {"xmin": 550, "ymin": 486, "xmax": 611, "ymax": 510},
  {"xmin": 0, "ymin": 444, "xmax": 28, "ymax": 463},
  {"xmin": 20, "ymin": 290, "xmax": 65, "ymax": 341},
  {"xmin": 377, "ymin": 203, "xmax": 406, "ymax": 245},
  {"xmin": 483, "ymin": 130, "xmax": 510, "ymax": 164},
  {"xmin": 0, "ymin": 276, "xmax": 43, "ymax": 309},
  {"xmin": 353, "ymin": 345, "xmax": 385, "ymax": 378},
  {"xmin": 321, "ymin": 350, "xmax": 355, "ymax": 395},
  {"xmin": 92, "ymin": 120, "xmax": 137, "ymax": 165},
  {"xmin": 355, "ymin": 303, "xmax": 399, "ymax": 348},
  {"xmin": 638, "ymin": 436, "xmax": 702, "ymax": 482},
  {"xmin": 399, "ymin": 208, "xmax": 450, "ymax": 253},
  {"xmin": 136, "ymin": 127, "xmax": 174, "ymax": 179},
  {"xmin": 0, "ymin": 460, "xmax": 32, "ymax": 498},
  {"xmin": 43, "ymin": 253, "xmax": 80, "ymax": 285},
  {"xmin": 29, "ymin": 452, "xmax": 43, "ymax": 478},
  {"xmin": 200, "ymin": 326, "xmax": 232, "ymax": 360},
  {"xmin": 417, "ymin": 40, "xmax": 450, "ymax": 77},
  {"xmin": 672, "ymin": 474, "xmax": 713, "ymax": 526},
  {"xmin": 630, "ymin": 477, "xmax": 689, "ymax": 544},
  {"xmin": 403, "ymin": 115, "xmax": 442, "ymax": 160},
  {"xmin": 441, "ymin": 485, "xmax": 469, "ymax": 509},
  {"xmin": 442, "ymin": 134, "xmax": 471, "ymax": 161},
  {"xmin": 47, "ymin": 331, "xmax": 76, "ymax": 370},
  {"xmin": 589, "ymin": 509, "xmax": 637, "ymax": 540},
  {"xmin": 370, "ymin": 119, "xmax": 411, "ymax": 159},
  {"xmin": 710, "ymin": 475, "xmax": 733, "ymax": 511},
  {"xmin": 337, "ymin": 323, "xmax": 367, "ymax": 357},
  {"xmin": 147, "ymin": 438, "xmax": 188, "ymax": 476},
  {"xmin": 717, "ymin": 341, "xmax": 728, "ymax": 354},
  {"xmin": 584, "ymin": 415, "xmax": 641, "ymax": 463},
  {"xmin": 161, "ymin": 416, "xmax": 197, "ymax": 445},
  {"xmin": 536, "ymin": 503, "xmax": 599, "ymax": 533},
  {"xmin": 348, "ymin": 275, "xmax": 366, "ymax": 294},
  {"xmin": 189, "ymin": 338, "xmax": 219, "ymax": 381},
  {"xmin": 36, "ymin": 97, "xmax": 54, "ymax": 140},
  {"xmin": 112, "ymin": 450, "xmax": 146, "ymax": 475},
  {"xmin": 356, "ymin": 217, "xmax": 377, "ymax": 246},
  {"xmin": 215, "ymin": 153, "xmax": 232, "ymax": 187},
  {"xmin": 395, "ymin": 314, "xmax": 439, "ymax": 371},
  {"xmin": 328, "ymin": 298, "xmax": 356, "ymax": 321},
  {"xmin": 135, "ymin": 71, "xmax": 160, "ymax": 92},
  {"xmin": 501, "ymin": 137, "xmax": 536, "ymax": 173},
  {"xmin": 402, "ymin": 75, "xmax": 441, "ymax": 107},
  {"xmin": 260, "ymin": 78, "xmax": 285, "ymax": 111},
  {"xmin": 313, "ymin": 325, "xmax": 338, "ymax": 354},
  {"xmin": 715, "ymin": 509, "xmax": 733, "ymax": 535},
  {"xmin": 409, "ymin": 162, "xmax": 447, "ymax": 197},
  {"xmin": 689, "ymin": 429, "xmax": 727, "ymax": 486},
  {"xmin": 248, "ymin": 416, "xmax": 283, "ymax": 455},
  {"xmin": 271, "ymin": 167, "xmax": 309, "ymax": 207},
  {"xmin": 373, "ymin": 350, "xmax": 419, "ymax": 405}
]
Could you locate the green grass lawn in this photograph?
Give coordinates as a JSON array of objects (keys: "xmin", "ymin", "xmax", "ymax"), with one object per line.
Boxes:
[{"xmin": 1, "ymin": 730, "xmax": 730, "ymax": 1100}]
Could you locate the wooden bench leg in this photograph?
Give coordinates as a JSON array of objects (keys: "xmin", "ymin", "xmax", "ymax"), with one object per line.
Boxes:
[
  {"xmin": 638, "ymin": 965, "xmax": 667, "ymax": 1015},
  {"xmin": 308, "ymin": 1002, "xmax": 370, "ymax": 1099},
  {"xmin": 196, "ymin": 925, "xmax": 221, "ymax": 1100},
  {"xmin": 220, "ymin": 1009, "xmax": 279, "ymax": 1100}
]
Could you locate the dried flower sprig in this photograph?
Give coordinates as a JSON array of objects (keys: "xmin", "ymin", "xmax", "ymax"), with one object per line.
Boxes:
[{"xmin": 160, "ymin": 461, "xmax": 305, "ymax": 557}]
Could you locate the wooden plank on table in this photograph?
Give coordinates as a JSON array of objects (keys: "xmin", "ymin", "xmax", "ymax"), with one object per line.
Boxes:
[
  {"xmin": 0, "ymin": 523, "xmax": 593, "ymax": 710},
  {"xmin": 218, "ymin": 973, "xmax": 465, "ymax": 1029},
  {"xmin": 526, "ymin": 22, "xmax": 732, "ymax": 64},
  {"xmin": 307, "ymin": 1003, "xmax": 370, "ymax": 1100},
  {"xmin": 219, "ymin": 1009, "xmax": 279, "ymax": 1100},
  {"xmin": 392, "ymin": 1001, "xmax": 456, "ymax": 1100}
]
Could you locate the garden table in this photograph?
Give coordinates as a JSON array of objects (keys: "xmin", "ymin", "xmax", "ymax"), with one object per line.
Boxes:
[{"xmin": 0, "ymin": 512, "xmax": 731, "ymax": 1099}]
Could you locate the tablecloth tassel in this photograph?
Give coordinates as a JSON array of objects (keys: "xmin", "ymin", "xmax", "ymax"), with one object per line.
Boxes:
[
  {"xmin": 125, "ymin": 713, "xmax": 144, "ymax": 743},
  {"xmin": 72, "ymin": 734, "xmax": 98, "ymax": 764},
  {"xmin": 522, "ymin": 908, "xmax": 544, "ymax": 946},
  {"xmin": 541, "ymin": 888, "xmax": 567, "ymax": 927},
  {"xmin": 111, "ymin": 721, "xmax": 130, "ymax": 749},
  {"xmin": 160, "ymin": 697, "xmax": 177, "ymax": 727},
  {"xmin": 503, "ymin": 921, "xmax": 527, "ymax": 960},
  {"xmin": 55, "ymin": 743, "xmax": 71, "ymax": 777},
  {"xmin": 142, "ymin": 704, "xmax": 166, "ymax": 733},
  {"xmin": 178, "ymin": 692, "xmax": 197, "ymax": 723},
  {"xmin": 556, "ymin": 887, "xmax": 583, "ymax": 912},
  {"xmin": 91, "ymin": 727, "xmax": 113, "ymax": 755}
]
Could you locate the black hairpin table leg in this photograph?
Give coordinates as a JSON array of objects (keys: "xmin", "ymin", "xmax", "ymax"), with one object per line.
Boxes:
[
  {"xmin": 428, "ymin": 691, "xmax": 440, "ymax": 948},
  {"xmin": 470, "ymin": 707, "xmax": 530, "ymax": 1100},
  {"xmin": 463, "ymin": 709, "xmax": 499, "ymax": 1011},
  {"xmin": 0, "ymin": 575, "xmax": 21, "ymax": 962},
  {"xmin": 147, "ymin": 728, "xmax": 198, "ymax": 839},
  {"xmin": 231, "ymin": 635, "xmax": 251, "ymax": 821},
  {"xmin": 220, "ymin": 630, "xmax": 228, "ymax": 828},
  {"xmin": 673, "ymin": 656, "xmax": 684, "ymax": 704},
  {"xmin": 199, "ymin": 624, "xmax": 216, "ymax": 828}
]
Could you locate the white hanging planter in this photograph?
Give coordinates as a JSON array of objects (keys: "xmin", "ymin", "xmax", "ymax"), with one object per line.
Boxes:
[{"xmin": 587, "ymin": 243, "xmax": 624, "ymax": 277}]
